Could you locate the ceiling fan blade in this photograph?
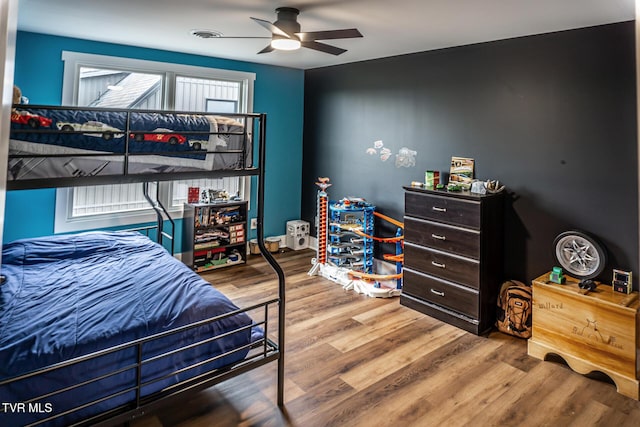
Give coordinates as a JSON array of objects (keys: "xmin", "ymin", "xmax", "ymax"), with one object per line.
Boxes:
[
  {"xmin": 257, "ymin": 44, "xmax": 275, "ymax": 54},
  {"xmin": 296, "ymin": 29, "xmax": 362, "ymax": 42},
  {"xmin": 250, "ymin": 17, "xmax": 291, "ymax": 38},
  {"xmin": 301, "ymin": 40, "xmax": 347, "ymax": 56}
]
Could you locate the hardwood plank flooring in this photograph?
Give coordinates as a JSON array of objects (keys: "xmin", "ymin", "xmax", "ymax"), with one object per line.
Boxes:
[{"xmin": 132, "ymin": 249, "xmax": 640, "ymax": 427}]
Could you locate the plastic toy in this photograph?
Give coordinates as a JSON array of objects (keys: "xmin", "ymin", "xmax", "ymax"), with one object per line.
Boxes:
[
  {"xmin": 188, "ymin": 140, "xmax": 205, "ymax": 150},
  {"xmin": 312, "ymin": 177, "xmax": 331, "ymax": 267},
  {"xmin": 328, "ymin": 197, "xmax": 375, "ymax": 273},
  {"xmin": 57, "ymin": 120, "xmax": 125, "ymax": 140},
  {"xmin": 308, "ymin": 177, "xmax": 404, "ymax": 298},
  {"xmin": 11, "ymin": 110, "xmax": 52, "ymax": 128},
  {"xmin": 549, "ymin": 266, "xmax": 565, "ymax": 284},
  {"xmin": 130, "ymin": 128, "xmax": 187, "ymax": 145}
]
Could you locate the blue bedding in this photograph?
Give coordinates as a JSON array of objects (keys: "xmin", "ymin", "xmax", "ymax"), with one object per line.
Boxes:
[
  {"xmin": 0, "ymin": 231, "xmax": 262, "ymax": 426},
  {"xmin": 9, "ymin": 106, "xmax": 252, "ymax": 180}
]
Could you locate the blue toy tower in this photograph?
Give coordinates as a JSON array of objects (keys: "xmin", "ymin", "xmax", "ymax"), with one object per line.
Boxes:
[{"xmin": 327, "ymin": 198, "xmax": 375, "ymax": 274}]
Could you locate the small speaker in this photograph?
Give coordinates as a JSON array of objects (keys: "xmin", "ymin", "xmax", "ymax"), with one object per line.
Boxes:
[{"xmin": 286, "ymin": 220, "xmax": 309, "ymax": 250}]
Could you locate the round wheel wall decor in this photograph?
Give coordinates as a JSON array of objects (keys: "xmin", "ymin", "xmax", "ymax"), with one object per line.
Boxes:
[{"xmin": 553, "ymin": 230, "xmax": 606, "ymax": 280}]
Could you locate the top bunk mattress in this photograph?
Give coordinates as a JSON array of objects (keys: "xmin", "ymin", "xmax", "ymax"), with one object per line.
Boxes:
[{"xmin": 8, "ymin": 106, "xmax": 254, "ymax": 182}]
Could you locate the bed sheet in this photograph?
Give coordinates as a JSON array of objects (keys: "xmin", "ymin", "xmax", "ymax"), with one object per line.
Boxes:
[{"xmin": 0, "ymin": 231, "xmax": 262, "ymax": 426}]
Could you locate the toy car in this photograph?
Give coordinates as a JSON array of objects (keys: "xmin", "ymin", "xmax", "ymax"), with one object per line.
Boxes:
[
  {"xmin": 189, "ymin": 140, "xmax": 206, "ymax": 150},
  {"xmin": 11, "ymin": 111, "xmax": 52, "ymax": 128},
  {"xmin": 130, "ymin": 128, "xmax": 186, "ymax": 145},
  {"xmin": 57, "ymin": 120, "xmax": 124, "ymax": 140}
]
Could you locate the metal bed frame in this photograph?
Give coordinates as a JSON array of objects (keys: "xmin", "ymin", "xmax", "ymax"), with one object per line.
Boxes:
[{"xmin": 1, "ymin": 107, "xmax": 286, "ymax": 426}]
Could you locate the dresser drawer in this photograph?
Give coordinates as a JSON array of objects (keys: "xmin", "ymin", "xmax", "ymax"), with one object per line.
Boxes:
[
  {"xmin": 404, "ymin": 216, "xmax": 480, "ymax": 259},
  {"xmin": 405, "ymin": 191, "xmax": 480, "ymax": 228},
  {"xmin": 404, "ymin": 242, "xmax": 479, "ymax": 288},
  {"xmin": 403, "ymin": 268, "xmax": 479, "ymax": 318}
]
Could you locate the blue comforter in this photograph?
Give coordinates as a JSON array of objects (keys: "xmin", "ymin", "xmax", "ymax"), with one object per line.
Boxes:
[{"xmin": 0, "ymin": 231, "xmax": 261, "ymax": 426}]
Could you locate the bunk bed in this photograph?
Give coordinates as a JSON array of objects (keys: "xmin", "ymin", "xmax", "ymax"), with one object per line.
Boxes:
[{"xmin": 0, "ymin": 105, "xmax": 286, "ymax": 426}]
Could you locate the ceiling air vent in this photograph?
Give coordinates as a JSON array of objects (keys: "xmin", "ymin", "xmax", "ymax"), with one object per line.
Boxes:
[{"xmin": 191, "ymin": 29, "xmax": 223, "ymax": 39}]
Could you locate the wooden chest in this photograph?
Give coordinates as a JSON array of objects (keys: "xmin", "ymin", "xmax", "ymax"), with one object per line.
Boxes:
[{"xmin": 528, "ymin": 273, "xmax": 640, "ymax": 399}]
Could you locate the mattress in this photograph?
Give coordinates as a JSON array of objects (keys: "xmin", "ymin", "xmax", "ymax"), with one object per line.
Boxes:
[
  {"xmin": 0, "ymin": 231, "xmax": 263, "ymax": 426},
  {"xmin": 8, "ymin": 106, "xmax": 253, "ymax": 181}
]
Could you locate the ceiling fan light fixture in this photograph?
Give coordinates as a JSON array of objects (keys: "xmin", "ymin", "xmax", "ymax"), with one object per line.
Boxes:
[{"xmin": 271, "ymin": 36, "xmax": 301, "ymax": 51}]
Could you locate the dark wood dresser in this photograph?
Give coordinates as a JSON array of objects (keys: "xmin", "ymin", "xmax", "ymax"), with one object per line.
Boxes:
[{"xmin": 400, "ymin": 186, "xmax": 504, "ymax": 335}]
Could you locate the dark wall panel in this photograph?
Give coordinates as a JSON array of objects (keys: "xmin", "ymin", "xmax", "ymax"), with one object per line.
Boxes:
[{"xmin": 302, "ymin": 22, "xmax": 637, "ymax": 285}]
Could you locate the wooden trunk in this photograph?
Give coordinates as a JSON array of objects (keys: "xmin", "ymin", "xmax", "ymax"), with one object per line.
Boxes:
[{"xmin": 528, "ymin": 273, "xmax": 640, "ymax": 399}]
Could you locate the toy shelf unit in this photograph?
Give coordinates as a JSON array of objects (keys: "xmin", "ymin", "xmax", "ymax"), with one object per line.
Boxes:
[
  {"xmin": 328, "ymin": 198, "xmax": 375, "ymax": 274},
  {"xmin": 182, "ymin": 201, "xmax": 248, "ymax": 272}
]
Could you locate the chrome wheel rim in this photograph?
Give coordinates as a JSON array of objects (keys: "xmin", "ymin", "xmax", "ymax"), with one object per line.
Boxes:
[{"xmin": 555, "ymin": 235, "xmax": 601, "ymax": 277}]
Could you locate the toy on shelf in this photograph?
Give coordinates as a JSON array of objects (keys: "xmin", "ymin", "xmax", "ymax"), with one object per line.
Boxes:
[{"xmin": 308, "ymin": 177, "xmax": 404, "ymax": 298}]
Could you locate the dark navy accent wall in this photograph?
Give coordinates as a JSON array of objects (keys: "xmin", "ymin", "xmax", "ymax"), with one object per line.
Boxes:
[
  {"xmin": 302, "ymin": 22, "xmax": 637, "ymax": 285},
  {"xmin": 5, "ymin": 31, "xmax": 304, "ymax": 249}
]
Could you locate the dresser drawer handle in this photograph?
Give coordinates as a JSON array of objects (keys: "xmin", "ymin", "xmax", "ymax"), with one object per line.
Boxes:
[
  {"xmin": 432, "ymin": 206, "xmax": 447, "ymax": 212},
  {"xmin": 431, "ymin": 261, "xmax": 446, "ymax": 268},
  {"xmin": 431, "ymin": 234, "xmax": 446, "ymax": 240},
  {"xmin": 430, "ymin": 289, "xmax": 445, "ymax": 297}
]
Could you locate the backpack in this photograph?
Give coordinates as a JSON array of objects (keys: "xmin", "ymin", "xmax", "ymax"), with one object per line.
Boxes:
[{"xmin": 496, "ymin": 280, "xmax": 532, "ymax": 339}]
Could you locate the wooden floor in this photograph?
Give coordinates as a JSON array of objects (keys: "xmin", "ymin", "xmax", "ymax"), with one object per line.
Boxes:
[{"xmin": 132, "ymin": 249, "xmax": 640, "ymax": 427}]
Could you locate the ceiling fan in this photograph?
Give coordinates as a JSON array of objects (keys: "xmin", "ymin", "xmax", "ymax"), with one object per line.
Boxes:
[{"xmin": 198, "ymin": 7, "xmax": 363, "ymax": 56}]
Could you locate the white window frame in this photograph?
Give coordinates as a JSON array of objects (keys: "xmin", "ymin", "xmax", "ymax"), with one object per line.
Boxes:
[{"xmin": 54, "ymin": 52, "xmax": 255, "ymax": 234}]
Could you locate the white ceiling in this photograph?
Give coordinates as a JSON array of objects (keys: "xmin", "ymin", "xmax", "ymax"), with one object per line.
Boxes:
[{"xmin": 17, "ymin": 0, "xmax": 635, "ymax": 70}]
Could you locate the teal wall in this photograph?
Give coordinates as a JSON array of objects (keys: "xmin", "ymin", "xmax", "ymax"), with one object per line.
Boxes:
[{"xmin": 5, "ymin": 31, "xmax": 305, "ymax": 250}]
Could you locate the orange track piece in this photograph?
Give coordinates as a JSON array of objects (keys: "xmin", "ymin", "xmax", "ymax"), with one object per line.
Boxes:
[
  {"xmin": 348, "ymin": 270, "xmax": 403, "ymax": 280},
  {"xmin": 383, "ymin": 253, "xmax": 404, "ymax": 262},
  {"xmin": 351, "ymin": 228, "xmax": 404, "ymax": 242},
  {"xmin": 373, "ymin": 211, "xmax": 404, "ymax": 229}
]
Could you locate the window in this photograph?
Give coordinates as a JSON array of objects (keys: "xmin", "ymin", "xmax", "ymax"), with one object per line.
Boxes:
[
  {"xmin": 55, "ymin": 52, "xmax": 255, "ymax": 233},
  {"xmin": 206, "ymin": 99, "xmax": 238, "ymax": 113}
]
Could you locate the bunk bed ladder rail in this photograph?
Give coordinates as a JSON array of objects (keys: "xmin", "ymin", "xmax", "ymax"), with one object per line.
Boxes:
[
  {"xmin": 141, "ymin": 181, "xmax": 175, "ymax": 255},
  {"xmin": 254, "ymin": 113, "xmax": 286, "ymax": 407}
]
